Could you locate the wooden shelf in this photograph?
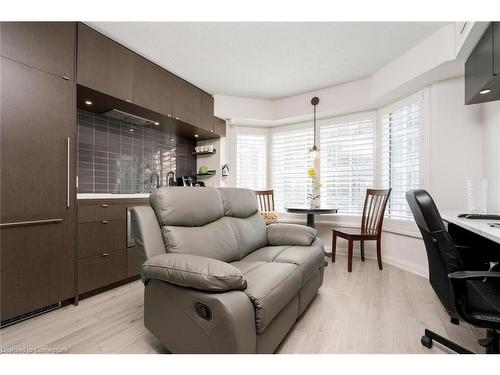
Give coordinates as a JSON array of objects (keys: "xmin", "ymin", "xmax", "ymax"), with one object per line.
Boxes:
[
  {"xmin": 192, "ymin": 149, "xmax": 216, "ymax": 156},
  {"xmin": 196, "ymin": 170, "xmax": 216, "ymax": 176}
]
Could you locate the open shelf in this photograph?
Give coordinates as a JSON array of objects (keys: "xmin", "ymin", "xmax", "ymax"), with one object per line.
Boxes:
[
  {"xmin": 196, "ymin": 170, "xmax": 216, "ymax": 176},
  {"xmin": 192, "ymin": 149, "xmax": 216, "ymax": 156}
]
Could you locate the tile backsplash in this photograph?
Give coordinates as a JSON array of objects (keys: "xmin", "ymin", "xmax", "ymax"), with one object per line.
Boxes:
[{"xmin": 77, "ymin": 109, "xmax": 196, "ymax": 194}]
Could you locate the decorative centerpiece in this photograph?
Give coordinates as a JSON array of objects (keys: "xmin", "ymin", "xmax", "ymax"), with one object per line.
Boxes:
[{"xmin": 307, "ymin": 167, "xmax": 321, "ymax": 209}]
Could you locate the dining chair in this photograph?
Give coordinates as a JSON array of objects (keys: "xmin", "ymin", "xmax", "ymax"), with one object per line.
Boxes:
[
  {"xmin": 254, "ymin": 190, "xmax": 279, "ymax": 224},
  {"xmin": 331, "ymin": 188, "xmax": 391, "ymax": 272}
]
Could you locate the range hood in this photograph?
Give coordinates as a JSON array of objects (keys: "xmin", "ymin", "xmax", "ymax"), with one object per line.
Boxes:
[{"xmin": 100, "ymin": 109, "xmax": 158, "ymax": 126}]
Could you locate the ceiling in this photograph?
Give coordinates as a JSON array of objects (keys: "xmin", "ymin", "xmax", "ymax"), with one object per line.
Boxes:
[{"xmin": 88, "ymin": 22, "xmax": 450, "ymax": 100}]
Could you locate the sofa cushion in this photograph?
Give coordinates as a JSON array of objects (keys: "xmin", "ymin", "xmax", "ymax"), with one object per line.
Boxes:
[
  {"xmin": 150, "ymin": 187, "xmax": 223, "ymax": 227},
  {"xmin": 227, "ymin": 213, "xmax": 268, "ymax": 259},
  {"xmin": 142, "ymin": 253, "xmax": 247, "ymax": 292},
  {"xmin": 267, "ymin": 223, "xmax": 317, "ymax": 246},
  {"xmin": 231, "ymin": 261, "xmax": 301, "ymax": 333},
  {"xmin": 240, "ymin": 238, "xmax": 325, "ymax": 283},
  {"xmin": 162, "ymin": 217, "xmax": 240, "ymax": 262},
  {"xmin": 218, "ymin": 187, "xmax": 259, "ymax": 218},
  {"xmin": 273, "ymin": 238, "xmax": 325, "ymax": 283},
  {"xmin": 241, "ymin": 245, "xmax": 290, "ymax": 263}
]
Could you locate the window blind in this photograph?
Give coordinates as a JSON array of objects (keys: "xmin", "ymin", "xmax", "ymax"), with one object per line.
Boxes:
[
  {"xmin": 380, "ymin": 102, "xmax": 421, "ymax": 219},
  {"xmin": 236, "ymin": 132, "xmax": 267, "ymax": 190},
  {"xmin": 271, "ymin": 127, "xmax": 314, "ymax": 211},
  {"xmin": 320, "ymin": 118, "xmax": 374, "ymax": 214}
]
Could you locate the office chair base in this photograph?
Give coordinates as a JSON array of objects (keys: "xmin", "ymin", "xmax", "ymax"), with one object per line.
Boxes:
[
  {"xmin": 478, "ymin": 329, "xmax": 500, "ymax": 354},
  {"xmin": 421, "ymin": 329, "xmax": 473, "ymax": 354}
]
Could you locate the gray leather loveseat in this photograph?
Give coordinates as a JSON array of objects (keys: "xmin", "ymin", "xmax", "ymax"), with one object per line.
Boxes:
[{"xmin": 130, "ymin": 187, "xmax": 324, "ymax": 353}]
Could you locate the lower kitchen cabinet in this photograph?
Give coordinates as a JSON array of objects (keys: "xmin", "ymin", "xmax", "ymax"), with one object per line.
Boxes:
[
  {"xmin": 78, "ymin": 250, "xmax": 126, "ymax": 294},
  {"xmin": 76, "ymin": 199, "xmax": 146, "ymax": 296}
]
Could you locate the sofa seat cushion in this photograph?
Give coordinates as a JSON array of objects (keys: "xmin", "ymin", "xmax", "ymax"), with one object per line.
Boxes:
[
  {"xmin": 273, "ymin": 239, "xmax": 325, "ymax": 283},
  {"xmin": 230, "ymin": 261, "xmax": 301, "ymax": 333},
  {"xmin": 240, "ymin": 238, "xmax": 325, "ymax": 283}
]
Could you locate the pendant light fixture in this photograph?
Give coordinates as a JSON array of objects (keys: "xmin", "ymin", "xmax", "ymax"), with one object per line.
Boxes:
[{"xmin": 309, "ymin": 96, "xmax": 320, "ymax": 159}]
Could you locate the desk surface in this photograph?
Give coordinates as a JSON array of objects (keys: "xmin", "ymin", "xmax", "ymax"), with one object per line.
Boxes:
[{"xmin": 442, "ymin": 212, "xmax": 500, "ymax": 245}]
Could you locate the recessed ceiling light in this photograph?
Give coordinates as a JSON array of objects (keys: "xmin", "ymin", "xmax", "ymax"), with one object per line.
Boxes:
[
  {"xmin": 129, "ymin": 129, "xmax": 134, "ymax": 132},
  {"xmin": 154, "ymin": 122, "xmax": 160, "ymax": 126},
  {"xmin": 194, "ymin": 134, "xmax": 199, "ymax": 138},
  {"xmin": 85, "ymin": 100, "xmax": 92, "ymax": 105},
  {"xmin": 210, "ymin": 129, "xmax": 214, "ymax": 133},
  {"xmin": 170, "ymin": 138, "xmax": 174, "ymax": 142},
  {"xmin": 480, "ymin": 89, "xmax": 491, "ymax": 95}
]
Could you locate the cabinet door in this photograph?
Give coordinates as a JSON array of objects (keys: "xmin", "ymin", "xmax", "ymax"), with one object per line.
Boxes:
[
  {"xmin": 77, "ymin": 23, "xmax": 134, "ymax": 102},
  {"xmin": 214, "ymin": 116, "xmax": 226, "ymax": 137},
  {"xmin": 0, "ymin": 58, "xmax": 76, "ymax": 321},
  {"xmin": 0, "ymin": 22, "xmax": 75, "ymax": 80},
  {"xmin": 465, "ymin": 24, "xmax": 494, "ymax": 104},
  {"xmin": 173, "ymin": 77, "xmax": 202, "ymax": 127},
  {"xmin": 494, "ymin": 22, "xmax": 500, "ymax": 76},
  {"xmin": 133, "ymin": 56, "xmax": 174, "ymax": 116},
  {"xmin": 200, "ymin": 91, "xmax": 215, "ymax": 132}
]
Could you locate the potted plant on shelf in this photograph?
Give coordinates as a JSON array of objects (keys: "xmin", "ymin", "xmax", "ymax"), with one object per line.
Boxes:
[{"xmin": 307, "ymin": 167, "xmax": 321, "ymax": 209}]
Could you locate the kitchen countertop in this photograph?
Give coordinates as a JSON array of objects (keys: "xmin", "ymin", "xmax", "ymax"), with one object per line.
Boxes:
[{"xmin": 77, "ymin": 193, "xmax": 150, "ymax": 200}]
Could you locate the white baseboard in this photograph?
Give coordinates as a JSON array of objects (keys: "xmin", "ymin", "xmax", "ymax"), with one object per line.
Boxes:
[{"xmin": 329, "ymin": 249, "xmax": 429, "ymax": 279}]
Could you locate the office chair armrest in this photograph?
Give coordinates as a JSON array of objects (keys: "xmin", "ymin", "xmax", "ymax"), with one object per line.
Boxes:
[
  {"xmin": 448, "ymin": 271, "xmax": 500, "ymax": 280},
  {"xmin": 454, "ymin": 245, "xmax": 473, "ymax": 251}
]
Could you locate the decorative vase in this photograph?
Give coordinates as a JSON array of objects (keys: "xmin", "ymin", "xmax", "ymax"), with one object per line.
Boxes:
[{"xmin": 307, "ymin": 168, "xmax": 321, "ymax": 209}]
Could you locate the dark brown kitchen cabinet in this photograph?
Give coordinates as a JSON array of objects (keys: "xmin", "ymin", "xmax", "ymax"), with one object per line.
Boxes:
[
  {"xmin": 494, "ymin": 23, "xmax": 500, "ymax": 76},
  {"xmin": 77, "ymin": 23, "xmax": 135, "ymax": 102},
  {"xmin": 78, "ymin": 220, "xmax": 126, "ymax": 258},
  {"xmin": 465, "ymin": 22, "xmax": 500, "ymax": 104},
  {"xmin": 0, "ymin": 22, "xmax": 76, "ymax": 81},
  {"xmin": 134, "ymin": 56, "xmax": 174, "ymax": 116},
  {"xmin": 78, "ymin": 250, "xmax": 126, "ymax": 294},
  {"xmin": 213, "ymin": 116, "xmax": 226, "ymax": 137},
  {"xmin": 200, "ymin": 91, "xmax": 215, "ymax": 132},
  {"xmin": 0, "ymin": 58, "xmax": 76, "ymax": 323},
  {"xmin": 173, "ymin": 77, "xmax": 202, "ymax": 128}
]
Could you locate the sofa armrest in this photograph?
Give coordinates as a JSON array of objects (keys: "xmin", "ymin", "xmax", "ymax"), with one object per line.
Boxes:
[
  {"xmin": 142, "ymin": 253, "xmax": 247, "ymax": 292},
  {"xmin": 267, "ymin": 223, "xmax": 317, "ymax": 246}
]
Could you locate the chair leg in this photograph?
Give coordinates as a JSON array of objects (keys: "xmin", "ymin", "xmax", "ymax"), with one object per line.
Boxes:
[
  {"xmin": 347, "ymin": 239, "xmax": 353, "ymax": 272},
  {"xmin": 360, "ymin": 240, "xmax": 365, "ymax": 261},
  {"xmin": 376, "ymin": 238, "xmax": 383, "ymax": 270},
  {"xmin": 331, "ymin": 233, "xmax": 337, "ymax": 263}
]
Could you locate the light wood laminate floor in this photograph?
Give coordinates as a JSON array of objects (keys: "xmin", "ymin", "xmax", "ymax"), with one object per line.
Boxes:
[{"xmin": 0, "ymin": 256, "xmax": 484, "ymax": 354}]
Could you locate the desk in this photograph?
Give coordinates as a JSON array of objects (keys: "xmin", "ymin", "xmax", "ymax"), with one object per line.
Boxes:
[
  {"xmin": 285, "ymin": 207, "xmax": 337, "ymax": 229},
  {"xmin": 442, "ymin": 212, "xmax": 500, "ymax": 245}
]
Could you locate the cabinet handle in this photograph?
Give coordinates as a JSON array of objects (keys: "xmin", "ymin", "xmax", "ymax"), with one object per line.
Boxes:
[
  {"xmin": 101, "ymin": 204, "xmax": 108, "ymax": 208},
  {"xmin": 66, "ymin": 137, "xmax": 70, "ymax": 208},
  {"xmin": 102, "ymin": 220, "xmax": 108, "ymax": 224},
  {"xmin": 101, "ymin": 252, "xmax": 110, "ymax": 257},
  {"xmin": 0, "ymin": 218, "xmax": 62, "ymax": 228}
]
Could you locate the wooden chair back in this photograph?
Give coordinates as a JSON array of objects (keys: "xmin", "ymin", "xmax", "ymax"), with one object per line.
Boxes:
[
  {"xmin": 254, "ymin": 190, "xmax": 275, "ymax": 212},
  {"xmin": 360, "ymin": 188, "xmax": 392, "ymax": 236}
]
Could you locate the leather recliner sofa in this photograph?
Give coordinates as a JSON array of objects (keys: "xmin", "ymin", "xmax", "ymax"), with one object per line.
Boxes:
[{"xmin": 130, "ymin": 187, "xmax": 325, "ymax": 353}]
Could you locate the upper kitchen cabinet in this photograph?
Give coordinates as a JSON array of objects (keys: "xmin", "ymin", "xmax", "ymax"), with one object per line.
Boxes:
[
  {"xmin": 0, "ymin": 22, "xmax": 75, "ymax": 80},
  {"xmin": 213, "ymin": 116, "xmax": 226, "ymax": 137},
  {"xmin": 494, "ymin": 23, "xmax": 500, "ymax": 76},
  {"xmin": 465, "ymin": 22, "xmax": 500, "ymax": 104},
  {"xmin": 133, "ymin": 56, "xmax": 174, "ymax": 116},
  {"xmin": 77, "ymin": 23, "xmax": 135, "ymax": 102},
  {"xmin": 173, "ymin": 77, "xmax": 202, "ymax": 128},
  {"xmin": 200, "ymin": 91, "xmax": 215, "ymax": 132}
]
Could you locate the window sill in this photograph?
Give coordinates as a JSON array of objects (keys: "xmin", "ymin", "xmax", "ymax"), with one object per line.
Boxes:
[{"xmin": 275, "ymin": 212, "xmax": 422, "ymax": 239}]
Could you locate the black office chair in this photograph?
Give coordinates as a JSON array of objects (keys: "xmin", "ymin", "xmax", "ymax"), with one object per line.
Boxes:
[{"xmin": 406, "ymin": 189, "xmax": 500, "ymax": 354}]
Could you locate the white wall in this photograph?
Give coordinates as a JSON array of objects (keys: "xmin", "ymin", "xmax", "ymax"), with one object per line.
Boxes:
[
  {"xmin": 428, "ymin": 77, "xmax": 483, "ymax": 211},
  {"xmin": 482, "ymin": 101, "xmax": 500, "ymax": 212}
]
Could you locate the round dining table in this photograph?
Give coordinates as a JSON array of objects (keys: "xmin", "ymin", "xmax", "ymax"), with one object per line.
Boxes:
[{"xmin": 285, "ymin": 207, "xmax": 337, "ymax": 229}]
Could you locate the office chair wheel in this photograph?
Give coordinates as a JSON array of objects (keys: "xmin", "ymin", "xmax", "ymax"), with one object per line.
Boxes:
[{"xmin": 421, "ymin": 335, "xmax": 433, "ymax": 349}]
